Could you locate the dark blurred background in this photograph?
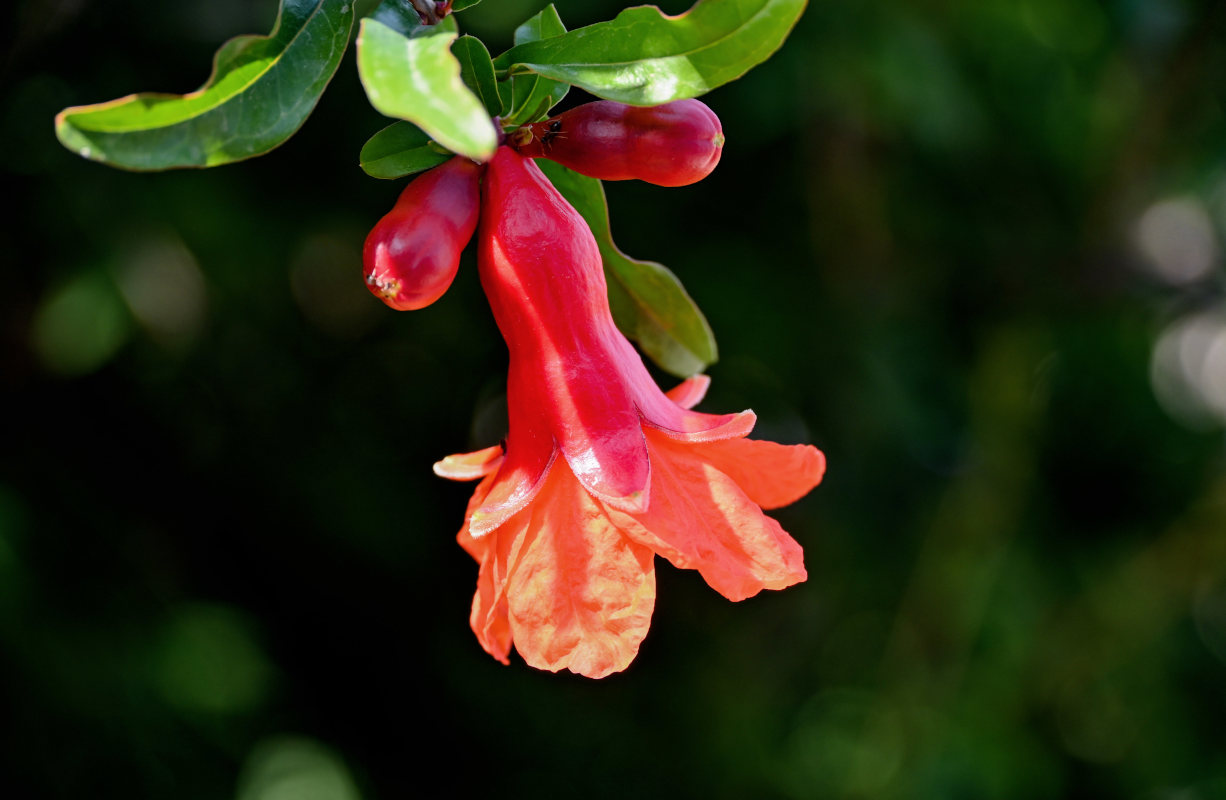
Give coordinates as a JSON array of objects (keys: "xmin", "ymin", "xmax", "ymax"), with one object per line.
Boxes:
[{"xmin": 3, "ymin": 0, "xmax": 1226, "ymax": 797}]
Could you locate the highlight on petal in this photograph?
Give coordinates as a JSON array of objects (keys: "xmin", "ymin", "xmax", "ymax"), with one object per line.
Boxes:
[
  {"xmin": 469, "ymin": 447, "xmax": 555, "ymax": 538},
  {"xmin": 456, "ymin": 472, "xmax": 498, "ymax": 559},
  {"xmin": 434, "ymin": 444, "xmax": 505, "ymax": 481},
  {"xmin": 562, "ymin": 426, "xmax": 651, "ymax": 515},
  {"xmin": 504, "ymin": 466, "xmax": 656, "ymax": 679},
  {"xmin": 665, "ymin": 374, "xmax": 711, "ymax": 410},
  {"xmin": 612, "ymin": 430, "xmax": 808, "ymax": 603},
  {"xmin": 691, "ymin": 437, "xmax": 826, "ymax": 510}
]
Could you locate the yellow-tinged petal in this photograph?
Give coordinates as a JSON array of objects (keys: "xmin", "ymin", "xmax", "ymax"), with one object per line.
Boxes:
[
  {"xmin": 434, "ymin": 445, "xmax": 505, "ymax": 481},
  {"xmin": 456, "ymin": 472, "xmax": 498, "ymax": 560},
  {"xmin": 505, "ymin": 466, "xmax": 656, "ymax": 679},
  {"xmin": 469, "ymin": 447, "xmax": 557, "ymax": 538},
  {"xmin": 612, "ymin": 431, "xmax": 807, "ymax": 602},
  {"xmin": 690, "ymin": 437, "xmax": 826, "ymax": 510}
]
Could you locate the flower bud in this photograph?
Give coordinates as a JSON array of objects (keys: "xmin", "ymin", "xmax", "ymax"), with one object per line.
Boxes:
[
  {"xmin": 362, "ymin": 156, "xmax": 481, "ymax": 310},
  {"xmin": 514, "ymin": 99, "xmax": 724, "ymax": 187}
]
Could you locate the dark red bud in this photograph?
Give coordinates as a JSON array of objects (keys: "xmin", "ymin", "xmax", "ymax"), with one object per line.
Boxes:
[
  {"xmin": 362, "ymin": 156, "xmax": 481, "ymax": 311},
  {"xmin": 514, "ymin": 99, "xmax": 724, "ymax": 187}
]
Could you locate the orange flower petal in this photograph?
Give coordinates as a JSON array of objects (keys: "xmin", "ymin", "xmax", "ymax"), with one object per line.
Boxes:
[
  {"xmin": 505, "ymin": 467, "xmax": 656, "ymax": 678},
  {"xmin": 613, "ymin": 431, "xmax": 807, "ymax": 602},
  {"xmin": 433, "ymin": 445, "xmax": 505, "ymax": 481},
  {"xmin": 470, "ymin": 546, "xmax": 513, "ymax": 664},
  {"xmin": 689, "ymin": 437, "xmax": 826, "ymax": 510},
  {"xmin": 459, "ymin": 472, "xmax": 536, "ymax": 664}
]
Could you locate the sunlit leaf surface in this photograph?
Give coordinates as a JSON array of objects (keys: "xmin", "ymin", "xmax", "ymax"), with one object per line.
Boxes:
[
  {"xmin": 357, "ymin": 14, "xmax": 497, "ymax": 161},
  {"xmin": 494, "ymin": 0, "xmax": 807, "ymax": 105},
  {"xmin": 55, "ymin": 0, "xmax": 353, "ymax": 170}
]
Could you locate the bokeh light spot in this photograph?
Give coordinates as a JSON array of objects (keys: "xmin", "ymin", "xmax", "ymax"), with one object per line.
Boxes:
[
  {"xmin": 31, "ymin": 271, "xmax": 131, "ymax": 376},
  {"xmin": 115, "ymin": 234, "xmax": 208, "ymax": 349},
  {"xmin": 1135, "ymin": 197, "xmax": 1218, "ymax": 285},
  {"xmin": 1150, "ymin": 312, "xmax": 1226, "ymax": 429},
  {"xmin": 236, "ymin": 736, "xmax": 362, "ymax": 800},
  {"xmin": 154, "ymin": 603, "xmax": 273, "ymax": 716}
]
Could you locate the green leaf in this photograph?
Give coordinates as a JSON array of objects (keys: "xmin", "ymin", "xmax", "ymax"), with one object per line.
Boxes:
[
  {"xmin": 512, "ymin": 3, "xmax": 567, "ymax": 46},
  {"xmin": 359, "ymin": 121, "xmax": 451, "ymax": 179},
  {"xmin": 538, "ymin": 160, "xmax": 717, "ymax": 377},
  {"xmin": 452, "ymin": 0, "xmax": 482, "ymax": 10},
  {"xmin": 357, "ymin": 14, "xmax": 497, "ymax": 161},
  {"xmin": 495, "ymin": 0, "xmax": 807, "ymax": 105},
  {"xmin": 500, "ymin": 4, "xmax": 569, "ymax": 126},
  {"xmin": 54, "ymin": 0, "xmax": 354, "ymax": 171},
  {"xmin": 453, "ymin": 35, "xmax": 503, "ymax": 117}
]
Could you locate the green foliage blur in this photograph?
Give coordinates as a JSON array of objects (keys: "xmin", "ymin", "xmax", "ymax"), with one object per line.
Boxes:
[{"xmin": 3, "ymin": 0, "xmax": 1226, "ymax": 797}]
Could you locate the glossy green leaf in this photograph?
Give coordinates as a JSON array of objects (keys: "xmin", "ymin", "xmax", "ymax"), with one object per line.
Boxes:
[
  {"xmin": 453, "ymin": 35, "xmax": 503, "ymax": 117},
  {"xmin": 54, "ymin": 0, "xmax": 354, "ymax": 171},
  {"xmin": 452, "ymin": 0, "xmax": 482, "ymax": 10},
  {"xmin": 538, "ymin": 160, "xmax": 717, "ymax": 377},
  {"xmin": 357, "ymin": 14, "xmax": 497, "ymax": 161},
  {"xmin": 495, "ymin": 0, "xmax": 807, "ymax": 105},
  {"xmin": 359, "ymin": 121, "xmax": 451, "ymax": 179},
  {"xmin": 500, "ymin": 5, "xmax": 569, "ymax": 126}
]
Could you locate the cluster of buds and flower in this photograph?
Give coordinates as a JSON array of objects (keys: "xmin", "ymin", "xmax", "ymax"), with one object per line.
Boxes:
[{"xmin": 361, "ymin": 100, "xmax": 825, "ymax": 678}]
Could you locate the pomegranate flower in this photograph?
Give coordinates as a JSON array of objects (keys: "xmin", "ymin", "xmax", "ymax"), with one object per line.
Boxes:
[{"xmin": 434, "ymin": 147, "xmax": 825, "ymax": 678}]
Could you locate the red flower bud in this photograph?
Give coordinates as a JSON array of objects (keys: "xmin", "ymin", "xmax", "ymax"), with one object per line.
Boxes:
[
  {"xmin": 362, "ymin": 156, "xmax": 481, "ymax": 310},
  {"xmin": 514, "ymin": 99, "xmax": 724, "ymax": 187}
]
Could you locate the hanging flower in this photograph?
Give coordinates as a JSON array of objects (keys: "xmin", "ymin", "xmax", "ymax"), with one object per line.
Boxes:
[{"xmin": 435, "ymin": 147, "xmax": 825, "ymax": 678}]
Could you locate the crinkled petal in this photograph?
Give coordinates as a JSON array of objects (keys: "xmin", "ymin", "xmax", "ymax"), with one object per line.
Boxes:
[
  {"xmin": 434, "ymin": 445, "xmax": 505, "ymax": 481},
  {"xmin": 505, "ymin": 466, "xmax": 656, "ymax": 679},
  {"xmin": 664, "ymin": 374, "xmax": 711, "ymax": 410},
  {"xmin": 456, "ymin": 473, "xmax": 513, "ymax": 663},
  {"xmin": 469, "ymin": 545, "xmax": 513, "ymax": 664},
  {"xmin": 689, "ymin": 438, "xmax": 826, "ymax": 510},
  {"xmin": 613, "ymin": 430, "xmax": 807, "ymax": 602},
  {"xmin": 458, "ymin": 471, "xmax": 537, "ymax": 664}
]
